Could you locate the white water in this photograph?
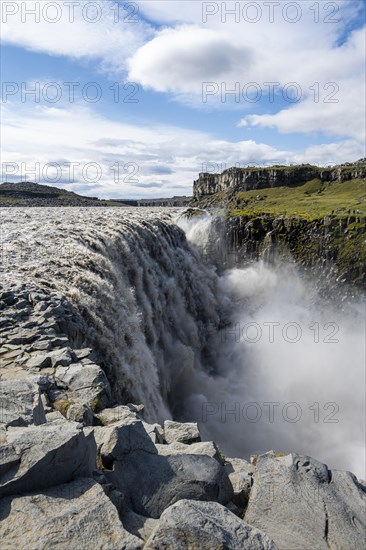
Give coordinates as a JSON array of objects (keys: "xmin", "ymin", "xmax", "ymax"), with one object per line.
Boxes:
[
  {"xmin": 177, "ymin": 212, "xmax": 366, "ymax": 478},
  {"xmin": 1, "ymin": 207, "xmax": 365, "ymax": 478}
]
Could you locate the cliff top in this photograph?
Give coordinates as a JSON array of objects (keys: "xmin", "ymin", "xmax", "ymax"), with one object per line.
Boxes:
[
  {"xmin": 198, "ymin": 159, "xmax": 366, "ymax": 177},
  {"xmin": 194, "ymin": 178, "xmax": 366, "ymax": 221}
]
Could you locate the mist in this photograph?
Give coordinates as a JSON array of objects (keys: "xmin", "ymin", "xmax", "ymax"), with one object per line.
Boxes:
[{"xmin": 178, "ymin": 213, "xmax": 366, "ymax": 479}]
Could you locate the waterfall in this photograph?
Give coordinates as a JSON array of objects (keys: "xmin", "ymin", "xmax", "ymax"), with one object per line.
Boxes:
[
  {"xmin": 177, "ymin": 210, "xmax": 366, "ymax": 478},
  {"xmin": 1, "ymin": 206, "xmax": 365, "ymax": 477},
  {"xmin": 1, "ymin": 207, "xmax": 225, "ymax": 422}
]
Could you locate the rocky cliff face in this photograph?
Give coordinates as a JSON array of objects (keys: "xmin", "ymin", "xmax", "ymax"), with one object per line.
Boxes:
[
  {"xmin": 193, "ymin": 159, "xmax": 366, "ymax": 199},
  {"xmin": 192, "ymin": 212, "xmax": 366, "ymax": 290}
]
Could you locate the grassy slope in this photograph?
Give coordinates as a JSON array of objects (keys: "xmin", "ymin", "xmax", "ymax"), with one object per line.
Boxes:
[
  {"xmin": 227, "ymin": 179, "xmax": 366, "ymax": 220},
  {"xmin": 193, "ymin": 178, "xmax": 366, "ymax": 286}
]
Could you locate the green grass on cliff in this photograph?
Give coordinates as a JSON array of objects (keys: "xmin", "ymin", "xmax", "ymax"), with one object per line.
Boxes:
[{"xmin": 225, "ymin": 179, "xmax": 366, "ymax": 220}]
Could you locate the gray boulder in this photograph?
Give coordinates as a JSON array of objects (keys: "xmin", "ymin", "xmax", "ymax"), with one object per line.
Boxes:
[
  {"xmin": 0, "ymin": 423, "xmax": 96, "ymax": 497},
  {"xmin": 244, "ymin": 451, "xmax": 366, "ymax": 550},
  {"xmin": 98, "ymin": 405, "xmax": 138, "ymax": 425},
  {"xmin": 120, "ymin": 508, "xmax": 159, "ymax": 543},
  {"xmin": 163, "ymin": 420, "xmax": 201, "ymax": 444},
  {"xmin": 0, "ymin": 379, "xmax": 46, "ymax": 427},
  {"xmin": 65, "ymin": 402, "xmax": 94, "ymax": 426},
  {"xmin": 26, "ymin": 353, "xmax": 52, "ymax": 369},
  {"xmin": 55, "ymin": 362, "xmax": 111, "ymax": 407},
  {"xmin": 225, "ymin": 457, "xmax": 254, "ymax": 509},
  {"xmin": 143, "ymin": 422, "xmax": 164, "ymax": 444},
  {"xmin": 156, "ymin": 441, "xmax": 221, "ymax": 461},
  {"xmin": 108, "ymin": 451, "xmax": 232, "ymax": 518},
  {"xmin": 0, "ymin": 478, "xmax": 142, "ymax": 549},
  {"xmin": 94, "ymin": 416, "xmax": 158, "ymax": 468},
  {"xmin": 145, "ymin": 499, "xmax": 277, "ymax": 549}
]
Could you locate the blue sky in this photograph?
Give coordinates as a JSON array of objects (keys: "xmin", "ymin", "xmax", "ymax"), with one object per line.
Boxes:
[{"xmin": 1, "ymin": 0, "xmax": 365, "ymax": 198}]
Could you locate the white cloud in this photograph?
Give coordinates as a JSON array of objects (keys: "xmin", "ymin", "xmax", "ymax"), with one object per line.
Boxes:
[
  {"xmin": 1, "ymin": 0, "xmax": 151, "ymax": 71},
  {"xmin": 128, "ymin": 26, "xmax": 251, "ymax": 93},
  {"xmin": 1, "ymin": 103, "xmax": 362, "ymax": 198},
  {"xmin": 128, "ymin": 2, "xmax": 364, "ymax": 91},
  {"xmin": 1, "ymin": 1, "xmax": 364, "ymax": 171},
  {"xmin": 126, "ymin": 2, "xmax": 365, "ymax": 143}
]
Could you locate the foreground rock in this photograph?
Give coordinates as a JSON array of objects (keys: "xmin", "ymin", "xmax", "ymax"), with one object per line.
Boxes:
[
  {"xmin": 163, "ymin": 420, "xmax": 201, "ymax": 444},
  {"xmin": 0, "ymin": 379, "xmax": 46, "ymax": 427},
  {"xmin": 0, "ymin": 423, "xmax": 95, "ymax": 497},
  {"xmin": 0, "ymin": 280, "xmax": 365, "ymax": 548},
  {"xmin": 96, "ymin": 418, "xmax": 232, "ymax": 518},
  {"xmin": 245, "ymin": 451, "xmax": 366, "ymax": 550},
  {"xmin": 156, "ymin": 441, "xmax": 221, "ymax": 461},
  {"xmin": 145, "ymin": 499, "xmax": 277, "ymax": 549},
  {"xmin": 225, "ymin": 457, "xmax": 254, "ymax": 510},
  {"xmin": 110, "ymin": 451, "xmax": 232, "ymax": 519},
  {"xmin": 0, "ymin": 478, "xmax": 142, "ymax": 549}
]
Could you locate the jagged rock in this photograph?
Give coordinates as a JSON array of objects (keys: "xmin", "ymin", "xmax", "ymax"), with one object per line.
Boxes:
[
  {"xmin": 156, "ymin": 441, "xmax": 221, "ymax": 461},
  {"xmin": 0, "ymin": 292, "xmax": 16, "ymax": 306},
  {"xmin": 45, "ymin": 410, "xmax": 67, "ymax": 424},
  {"xmin": 98, "ymin": 405, "xmax": 138, "ymax": 425},
  {"xmin": 163, "ymin": 420, "xmax": 201, "ymax": 444},
  {"xmin": 34, "ymin": 301, "xmax": 48, "ymax": 312},
  {"xmin": 0, "ymin": 478, "xmax": 142, "ymax": 549},
  {"xmin": 108, "ymin": 450, "xmax": 233, "ymax": 519},
  {"xmin": 120, "ymin": 508, "xmax": 159, "ymax": 543},
  {"xmin": 55, "ymin": 362, "xmax": 111, "ymax": 407},
  {"xmin": 30, "ymin": 339, "xmax": 52, "ymax": 351},
  {"xmin": 94, "ymin": 416, "xmax": 158, "ymax": 468},
  {"xmin": 143, "ymin": 422, "xmax": 164, "ymax": 443},
  {"xmin": 48, "ymin": 347, "xmax": 74, "ymax": 367},
  {"xmin": 0, "ymin": 379, "xmax": 46, "ymax": 427},
  {"xmin": 0, "ymin": 423, "xmax": 96, "ymax": 497},
  {"xmin": 144, "ymin": 499, "xmax": 277, "ymax": 549},
  {"xmin": 74, "ymin": 347, "xmax": 93, "ymax": 360},
  {"xmin": 14, "ymin": 299, "xmax": 28, "ymax": 310},
  {"xmin": 49, "ymin": 335, "xmax": 69, "ymax": 347},
  {"xmin": 6, "ymin": 329, "xmax": 38, "ymax": 345},
  {"xmin": 127, "ymin": 403, "xmax": 145, "ymax": 415},
  {"xmin": 65, "ymin": 402, "xmax": 94, "ymax": 426},
  {"xmin": 26, "ymin": 353, "xmax": 52, "ymax": 369},
  {"xmin": 244, "ymin": 452, "xmax": 366, "ymax": 550},
  {"xmin": 225, "ymin": 457, "xmax": 254, "ymax": 509}
]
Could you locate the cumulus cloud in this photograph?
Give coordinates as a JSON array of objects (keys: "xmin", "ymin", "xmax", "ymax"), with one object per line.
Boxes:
[
  {"xmin": 128, "ymin": 26, "xmax": 252, "ymax": 93},
  {"xmin": 2, "ymin": 103, "xmax": 362, "ymax": 199},
  {"xmin": 238, "ymin": 79, "xmax": 365, "ymax": 142},
  {"xmin": 126, "ymin": 2, "xmax": 365, "ymax": 147}
]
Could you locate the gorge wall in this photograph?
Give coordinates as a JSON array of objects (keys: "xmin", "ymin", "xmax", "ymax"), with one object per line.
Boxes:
[
  {"xmin": 199, "ymin": 212, "xmax": 366, "ymax": 289},
  {"xmin": 193, "ymin": 159, "xmax": 366, "ymax": 199}
]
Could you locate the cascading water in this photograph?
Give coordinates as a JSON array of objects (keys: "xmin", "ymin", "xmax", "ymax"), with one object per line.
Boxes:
[
  {"xmin": 177, "ymin": 210, "xmax": 366, "ymax": 478},
  {"xmin": 1, "ymin": 208, "xmax": 225, "ymax": 423},
  {"xmin": 1, "ymin": 207, "xmax": 365, "ymax": 478}
]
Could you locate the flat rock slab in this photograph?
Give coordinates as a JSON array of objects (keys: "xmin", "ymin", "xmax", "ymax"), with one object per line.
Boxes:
[
  {"xmin": 244, "ymin": 452, "xmax": 366, "ymax": 550},
  {"xmin": 156, "ymin": 441, "xmax": 221, "ymax": 461},
  {"xmin": 99, "ymin": 405, "xmax": 139, "ymax": 425},
  {"xmin": 0, "ymin": 423, "xmax": 96, "ymax": 497},
  {"xmin": 0, "ymin": 379, "xmax": 46, "ymax": 427},
  {"xmin": 145, "ymin": 499, "xmax": 277, "ymax": 549},
  {"xmin": 0, "ymin": 478, "xmax": 142, "ymax": 549},
  {"xmin": 163, "ymin": 420, "xmax": 201, "ymax": 444}
]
